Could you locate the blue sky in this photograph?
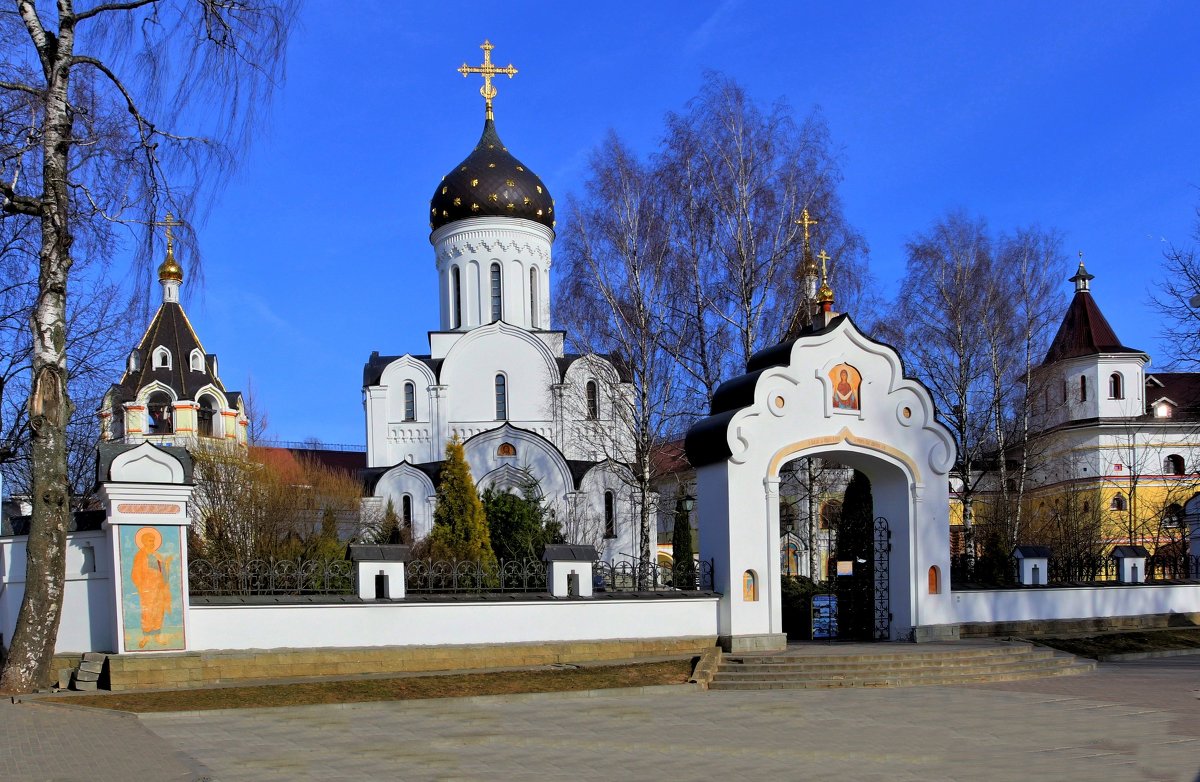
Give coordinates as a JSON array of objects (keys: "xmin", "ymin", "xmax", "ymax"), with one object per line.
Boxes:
[{"xmin": 174, "ymin": 2, "xmax": 1199, "ymax": 446}]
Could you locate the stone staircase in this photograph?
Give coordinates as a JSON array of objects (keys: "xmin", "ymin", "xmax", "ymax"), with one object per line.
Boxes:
[
  {"xmin": 66, "ymin": 652, "xmax": 107, "ymax": 691},
  {"xmin": 709, "ymin": 640, "xmax": 1094, "ymax": 690}
]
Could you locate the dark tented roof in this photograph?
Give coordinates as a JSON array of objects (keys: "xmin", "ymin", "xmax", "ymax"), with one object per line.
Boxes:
[
  {"xmin": 117, "ymin": 303, "xmax": 226, "ymax": 401},
  {"xmin": 1043, "ymin": 291, "xmax": 1143, "ymax": 365}
]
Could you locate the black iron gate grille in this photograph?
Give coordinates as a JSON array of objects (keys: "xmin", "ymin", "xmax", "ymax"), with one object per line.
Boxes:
[{"xmin": 872, "ymin": 516, "xmax": 891, "ymax": 640}]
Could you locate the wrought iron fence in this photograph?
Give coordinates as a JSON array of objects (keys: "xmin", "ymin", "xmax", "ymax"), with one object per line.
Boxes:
[
  {"xmin": 189, "ymin": 558, "xmax": 355, "ymax": 597},
  {"xmin": 950, "ymin": 551, "xmax": 1200, "ymax": 587},
  {"xmin": 189, "ymin": 554, "xmax": 716, "ymax": 598},
  {"xmin": 404, "ymin": 558, "xmax": 547, "ymax": 594},
  {"xmin": 593, "ymin": 558, "xmax": 714, "ymax": 592}
]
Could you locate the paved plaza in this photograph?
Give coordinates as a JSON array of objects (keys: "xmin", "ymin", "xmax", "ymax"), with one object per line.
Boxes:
[{"xmin": 2, "ymin": 656, "xmax": 1197, "ymax": 781}]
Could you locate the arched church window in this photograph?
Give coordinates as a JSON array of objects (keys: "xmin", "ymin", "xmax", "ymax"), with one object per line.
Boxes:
[
  {"xmin": 586, "ymin": 380, "xmax": 598, "ymax": 419},
  {"xmin": 153, "ymin": 346, "xmax": 171, "ymax": 370},
  {"xmin": 1061, "ymin": 378, "xmax": 1067, "ymax": 403},
  {"xmin": 494, "ymin": 374, "xmax": 507, "ymax": 420},
  {"xmin": 529, "ymin": 267, "xmax": 539, "ymax": 328},
  {"xmin": 403, "ymin": 382, "xmax": 416, "ymax": 421},
  {"xmin": 128, "ymin": 350, "xmax": 141, "ymax": 373},
  {"xmin": 190, "ymin": 349, "xmax": 204, "ymax": 372},
  {"xmin": 928, "ymin": 566, "xmax": 941, "ymax": 595},
  {"xmin": 1165, "ymin": 454, "xmax": 1185, "ymax": 475},
  {"xmin": 603, "ymin": 491, "xmax": 615, "ymax": 538},
  {"xmin": 490, "ymin": 263, "xmax": 502, "ymax": 322},
  {"xmin": 451, "ymin": 266, "xmax": 462, "ymax": 329},
  {"xmin": 1080, "ymin": 375, "xmax": 1087, "ymax": 402},
  {"xmin": 1164, "ymin": 503, "xmax": 1184, "ymax": 527},
  {"xmin": 147, "ymin": 392, "xmax": 173, "ymax": 435},
  {"xmin": 401, "ymin": 495, "xmax": 413, "ymax": 531},
  {"xmin": 1110, "ymin": 493, "xmax": 1126, "ymax": 512},
  {"xmin": 1108, "ymin": 372, "xmax": 1123, "ymax": 399},
  {"xmin": 197, "ymin": 394, "xmax": 217, "ymax": 438},
  {"xmin": 497, "ymin": 442, "xmax": 517, "ymax": 457}
]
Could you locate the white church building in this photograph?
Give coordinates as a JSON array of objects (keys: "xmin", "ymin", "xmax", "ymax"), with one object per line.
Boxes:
[{"xmin": 358, "ymin": 90, "xmax": 641, "ymax": 561}]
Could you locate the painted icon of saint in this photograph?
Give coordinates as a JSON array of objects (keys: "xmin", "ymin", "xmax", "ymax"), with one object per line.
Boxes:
[
  {"xmin": 130, "ymin": 527, "xmax": 174, "ymax": 648},
  {"xmin": 833, "ymin": 367, "xmax": 860, "ymax": 410}
]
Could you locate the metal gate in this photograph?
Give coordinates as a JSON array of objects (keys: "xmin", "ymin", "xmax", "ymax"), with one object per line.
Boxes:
[{"xmin": 871, "ymin": 516, "xmax": 891, "ymax": 641}]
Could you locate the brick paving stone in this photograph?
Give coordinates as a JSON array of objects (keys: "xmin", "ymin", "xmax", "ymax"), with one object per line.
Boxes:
[{"xmin": 4, "ymin": 655, "xmax": 1198, "ymax": 781}]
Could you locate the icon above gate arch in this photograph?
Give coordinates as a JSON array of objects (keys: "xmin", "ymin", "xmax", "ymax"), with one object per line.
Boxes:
[{"xmin": 829, "ymin": 363, "xmax": 861, "ymax": 413}]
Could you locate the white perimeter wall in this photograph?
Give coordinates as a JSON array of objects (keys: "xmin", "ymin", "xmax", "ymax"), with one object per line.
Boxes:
[
  {"xmin": 0, "ymin": 531, "xmax": 115, "ymax": 654},
  {"xmin": 953, "ymin": 585, "xmax": 1200, "ymax": 624},
  {"xmin": 189, "ymin": 597, "xmax": 719, "ymax": 651}
]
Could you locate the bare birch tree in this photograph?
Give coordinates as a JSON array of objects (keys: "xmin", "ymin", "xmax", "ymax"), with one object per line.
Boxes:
[
  {"xmin": 1150, "ymin": 205, "xmax": 1200, "ymax": 368},
  {"xmin": 0, "ymin": 0, "xmax": 294, "ymax": 693},
  {"xmin": 558, "ymin": 132, "xmax": 678, "ymax": 583},
  {"xmin": 659, "ymin": 76, "xmax": 870, "ymax": 414}
]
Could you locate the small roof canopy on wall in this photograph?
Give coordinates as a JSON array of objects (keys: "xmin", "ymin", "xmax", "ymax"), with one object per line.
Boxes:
[
  {"xmin": 1109, "ymin": 545, "xmax": 1150, "ymax": 559},
  {"xmin": 1011, "ymin": 545, "xmax": 1052, "ymax": 559},
  {"xmin": 542, "ymin": 544, "xmax": 597, "ymax": 562},
  {"xmin": 345, "ymin": 545, "xmax": 413, "ymax": 563}
]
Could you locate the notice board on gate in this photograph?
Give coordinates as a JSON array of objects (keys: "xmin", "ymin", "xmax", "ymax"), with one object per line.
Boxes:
[{"xmin": 812, "ymin": 594, "xmax": 838, "ymax": 639}]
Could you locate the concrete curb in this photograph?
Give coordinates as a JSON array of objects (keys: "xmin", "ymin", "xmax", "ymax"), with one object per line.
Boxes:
[
  {"xmin": 1098, "ymin": 648, "xmax": 1200, "ymax": 662},
  {"xmin": 132, "ymin": 681, "xmax": 701, "ymax": 720}
]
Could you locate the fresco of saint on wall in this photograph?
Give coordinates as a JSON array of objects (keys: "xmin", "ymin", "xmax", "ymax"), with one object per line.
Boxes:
[
  {"xmin": 120, "ymin": 525, "xmax": 185, "ymax": 651},
  {"xmin": 829, "ymin": 363, "xmax": 862, "ymax": 411}
]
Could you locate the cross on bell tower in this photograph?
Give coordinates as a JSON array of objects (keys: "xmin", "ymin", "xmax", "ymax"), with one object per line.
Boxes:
[{"xmin": 458, "ymin": 40, "xmax": 518, "ymax": 121}]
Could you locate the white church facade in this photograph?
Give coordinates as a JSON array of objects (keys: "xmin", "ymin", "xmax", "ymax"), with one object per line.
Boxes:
[{"xmin": 358, "ymin": 95, "xmax": 642, "ymax": 561}]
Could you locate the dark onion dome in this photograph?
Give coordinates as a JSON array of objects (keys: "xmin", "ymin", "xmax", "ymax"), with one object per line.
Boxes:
[{"xmin": 430, "ymin": 117, "xmax": 554, "ymax": 232}]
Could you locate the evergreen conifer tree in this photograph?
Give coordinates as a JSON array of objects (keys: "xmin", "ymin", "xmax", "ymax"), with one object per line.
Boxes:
[
  {"xmin": 671, "ymin": 496, "xmax": 696, "ymax": 588},
  {"xmin": 835, "ymin": 470, "xmax": 874, "ymax": 639},
  {"xmin": 378, "ymin": 498, "xmax": 402, "ymax": 545},
  {"xmin": 427, "ymin": 438, "xmax": 497, "ymax": 568}
]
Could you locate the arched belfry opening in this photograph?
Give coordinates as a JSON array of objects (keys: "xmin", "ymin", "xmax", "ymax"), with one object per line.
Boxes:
[{"xmin": 686, "ymin": 314, "xmax": 957, "ymax": 652}]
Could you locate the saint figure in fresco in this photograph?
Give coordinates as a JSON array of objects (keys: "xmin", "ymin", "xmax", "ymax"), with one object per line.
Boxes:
[
  {"xmin": 833, "ymin": 367, "xmax": 860, "ymax": 410},
  {"xmin": 131, "ymin": 527, "xmax": 174, "ymax": 648}
]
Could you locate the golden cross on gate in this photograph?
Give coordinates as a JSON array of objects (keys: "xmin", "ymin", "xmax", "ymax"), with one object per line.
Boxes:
[
  {"xmin": 458, "ymin": 40, "xmax": 518, "ymax": 119},
  {"xmin": 155, "ymin": 212, "xmax": 183, "ymax": 250}
]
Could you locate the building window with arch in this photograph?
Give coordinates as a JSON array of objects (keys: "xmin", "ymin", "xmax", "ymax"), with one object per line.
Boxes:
[
  {"xmin": 529, "ymin": 267, "xmax": 539, "ymax": 328},
  {"xmin": 451, "ymin": 266, "xmax": 462, "ymax": 329},
  {"xmin": 153, "ymin": 346, "xmax": 171, "ymax": 370},
  {"xmin": 1110, "ymin": 493, "xmax": 1127, "ymax": 512},
  {"xmin": 1164, "ymin": 503, "xmax": 1184, "ymax": 527},
  {"xmin": 147, "ymin": 392, "xmax": 173, "ymax": 435},
  {"xmin": 819, "ymin": 499, "xmax": 842, "ymax": 530},
  {"xmin": 1080, "ymin": 375, "xmax": 1087, "ymax": 402},
  {"xmin": 1061, "ymin": 378, "xmax": 1067, "ymax": 403},
  {"xmin": 490, "ymin": 263, "xmax": 502, "ymax": 322},
  {"xmin": 1165, "ymin": 454, "xmax": 1185, "ymax": 475},
  {"xmin": 197, "ymin": 394, "xmax": 218, "ymax": 438},
  {"xmin": 494, "ymin": 374, "xmax": 508, "ymax": 420},
  {"xmin": 1108, "ymin": 372, "xmax": 1123, "ymax": 399},
  {"xmin": 586, "ymin": 380, "xmax": 599, "ymax": 419},
  {"xmin": 401, "ymin": 494, "xmax": 413, "ymax": 531},
  {"xmin": 403, "ymin": 382, "xmax": 416, "ymax": 421},
  {"xmin": 928, "ymin": 565, "xmax": 941, "ymax": 595},
  {"xmin": 603, "ymin": 491, "xmax": 615, "ymax": 538},
  {"xmin": 190, "ymin": 350, "xmax": 204, "ymax": 372}
]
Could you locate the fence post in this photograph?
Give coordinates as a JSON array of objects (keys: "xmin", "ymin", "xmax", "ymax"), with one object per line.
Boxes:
[{"xmin": 96, "ymin": 442, "xmax": 196, "ymax": 655}]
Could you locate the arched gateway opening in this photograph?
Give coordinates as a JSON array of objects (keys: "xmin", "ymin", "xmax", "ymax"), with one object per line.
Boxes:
[{"xmin": 685, "ymin": 314, "xmax": 957, "ymax": 652}]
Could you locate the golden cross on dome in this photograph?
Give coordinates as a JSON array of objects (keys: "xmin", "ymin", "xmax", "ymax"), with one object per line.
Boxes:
[
  {"xmin": 818, "ymin": 249, "xmax": 831, "ymax": 283},
  {"xmin": 458, "ymin": 40, "xmax": 518, "ymax": 120},
  {"xmin": 796, "ymin": 208, "xmax": 818, "ymax": 245},
  {"xmin": 155, "ymin": 212, "xmax": 183, "ymax": 251}
]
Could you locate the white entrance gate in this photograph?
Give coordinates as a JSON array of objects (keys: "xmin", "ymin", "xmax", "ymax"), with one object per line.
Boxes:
[{"xmin": 685, "ymin": 315, "xmax": 959, "ymax": 651}]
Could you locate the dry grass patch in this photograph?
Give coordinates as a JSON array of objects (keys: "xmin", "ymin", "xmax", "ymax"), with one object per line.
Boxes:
[
  {"xmin": 1033, "ymin": 628, "xmax": 1200, "ymax": 659},
  {"xmin": 57, "ymin": 659, "xmax": 693, "ymax": 713}
]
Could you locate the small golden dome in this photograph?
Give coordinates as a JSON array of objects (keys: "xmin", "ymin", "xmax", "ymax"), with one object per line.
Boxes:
[
  {"xmin": 817, "ymin": 282, "xmax": 834, "ymax": 304},
  {"xmin": 158, "ymin": 245, "xmax": 183, "ymax": 283}
]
